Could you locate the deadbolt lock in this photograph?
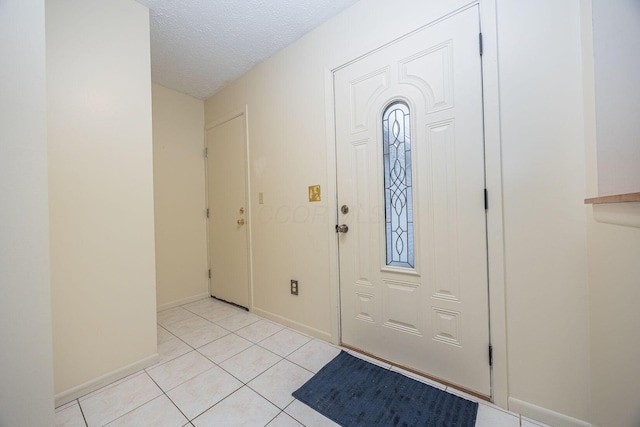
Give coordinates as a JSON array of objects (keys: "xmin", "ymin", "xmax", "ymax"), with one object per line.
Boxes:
[
  {"xmin": 341, "ymin": 205, "xmax": 349, "ymax": 214},
  {"xmin": 239, "ymin": 207, "xmax": 245, "ymax": 214}
]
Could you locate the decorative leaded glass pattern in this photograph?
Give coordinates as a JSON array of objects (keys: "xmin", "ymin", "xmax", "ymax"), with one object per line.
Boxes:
[{"xmin": 383, "ymin": 101, "xmax": 414, "ymax": 268}]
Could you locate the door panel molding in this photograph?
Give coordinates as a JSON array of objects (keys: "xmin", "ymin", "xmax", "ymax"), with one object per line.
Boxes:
[
  {"xmin": 204, "ymin": 105, "xmax": 253, "ymax": 309},
  {"xmin": 324, "ymin": 0, "xmax": 508, "ymax": 408},
  {"xmin": 336, "ymin": 5, "xmax": 489, "ymax": 395}
]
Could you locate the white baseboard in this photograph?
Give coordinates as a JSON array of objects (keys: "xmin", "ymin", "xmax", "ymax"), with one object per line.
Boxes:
[
  {"xmin": 251, "ymin": 307, "xmax": 332, "ymax": 342},
  {"xmin": 509, "ymin": 397, "xmax": 591, "ymax": 427},
  {"xmin": 54, "ymin": 353, "xmax": 159, "ymax": 408},
  {"xmin": 157, "ymin": 292, "xmax": 210, "ymax": 312}
]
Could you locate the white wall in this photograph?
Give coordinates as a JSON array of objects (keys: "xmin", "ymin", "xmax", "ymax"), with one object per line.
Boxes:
[
  {"xmin": 592, "ymin": 0, "xmax": 640, "ymax": 195},
  {"xmin": 206, "ymin": 0, "xmax": 475, "ymax": 339},
  {"xmin": 152, "ymin": 83, "xmax": 208, "ymax": 310},
  {"xmin": 587, "ymin": 220, "xmax": 640, "ymax": 427},
  {"xmin": 0, "ymin": 1, "xmax": 55, "ymax": 425},
  {"xmin": 47, "ymin": 0, "xmax": 158, "ymax": 400},
  {"xmin": 205, "ymin": 0, "xmax": 591, "ymax": 423},
  {"xmin": 496, "ymin": 1, "xmax": 591, "ymax": 424},
  {"xmin": 583, "ymin": 2, "xmax": 640, "ymax": 426}
]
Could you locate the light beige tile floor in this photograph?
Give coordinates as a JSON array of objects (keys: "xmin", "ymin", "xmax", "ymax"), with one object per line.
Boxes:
[{"xmin": 55, "ymin": 297, "xmax": 549, "ymax": 427}]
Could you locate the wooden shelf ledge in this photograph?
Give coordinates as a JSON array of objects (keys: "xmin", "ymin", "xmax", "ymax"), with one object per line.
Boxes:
[{"xmin": 584, "ymin": 192, "xmax": 640, "ymax": 205}]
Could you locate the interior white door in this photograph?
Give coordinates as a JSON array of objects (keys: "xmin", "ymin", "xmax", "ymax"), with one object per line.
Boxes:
[
  {"xmin": 336, "ymin": 6, "xmax": 490, "ymax": 395},
  {"xmin": 206, "ymin": 114, "xmax": 250, "ymax": 308}
]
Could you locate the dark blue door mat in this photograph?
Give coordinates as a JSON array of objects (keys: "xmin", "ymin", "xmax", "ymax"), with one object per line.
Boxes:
[{"xmin": 292, "ymin": 351, "xmax": 478, "ymax": 427}]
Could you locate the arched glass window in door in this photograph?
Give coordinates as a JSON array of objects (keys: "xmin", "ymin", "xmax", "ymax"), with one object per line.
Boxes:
[{"xmin": 382, "ymin": 101, "xmax": 414, "ymax": 268}]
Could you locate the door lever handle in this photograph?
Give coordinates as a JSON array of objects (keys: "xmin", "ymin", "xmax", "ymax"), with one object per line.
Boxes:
[{"xmin": 336, "ymin": 224, "xmax": 349, "ymax": 233}]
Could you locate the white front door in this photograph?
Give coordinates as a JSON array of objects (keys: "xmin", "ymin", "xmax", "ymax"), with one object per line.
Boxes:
[
  {"xmin": 206, "ymin": 113, "xmax": 250, "ymax": 308},
  {"xmin": 335, "ymin": 6, "xmax": 490, "ymax": 395}
]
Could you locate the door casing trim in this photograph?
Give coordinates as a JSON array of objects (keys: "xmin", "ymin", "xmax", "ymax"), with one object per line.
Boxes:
[
  {"xmin": 204, "ymin": 105, "xmax": 254, "ymax": 310},
  {"xmin": 323, "ymin": 0, "xmax": 508, "ymax": 409}
]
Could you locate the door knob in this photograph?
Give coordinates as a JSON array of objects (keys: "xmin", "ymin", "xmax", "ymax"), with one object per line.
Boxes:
[
  {"xmin": 336, "ymin": 224, "xmax": 349, "ymax": 233},
  {"xmin": 237, "ymin": 219, "xmax": 245, "ymax": 225}
]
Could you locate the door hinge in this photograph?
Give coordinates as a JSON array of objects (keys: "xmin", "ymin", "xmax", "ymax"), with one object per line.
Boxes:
[
  {"xmin": 206, "ymin": 208, "xmax": 210, "ymax": 218},
  {"xmin": 489, "ymin": 345, "xmax": 493, "ymax": 366},
  {"xmin": 484, "ymin": 189, "xmax": 488, "ymax": 210},
  {"xmin": 208, "ymin": 269, "xmax": 211, "ymax": 279},
  {"xmin": 204, "ymin": 147, "xmax": 208, "ymax": 158},
  {"xmin": 479, "ymin": 32, "xmax": 483, "ymax": 56}
]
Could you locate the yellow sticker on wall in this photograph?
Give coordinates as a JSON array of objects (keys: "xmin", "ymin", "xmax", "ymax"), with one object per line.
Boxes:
[{"xmin": 308, "ymin": 185, "xmax": 321, "ymax": 202}]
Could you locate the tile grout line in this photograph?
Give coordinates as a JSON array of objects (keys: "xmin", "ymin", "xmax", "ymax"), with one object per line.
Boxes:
[
  {"xmin": 184, "ymin": 385, "xmax": 244, "ymax": 424},
  {"xmin": 158, "ymin": 311, "xmax": 291, "ymax": 424},
  {"xmin": 179, "ymin": 298, "xmax": 527, "ymax": 426},
  {"xmin": 157, "ymin": 305, "xmax": 253, "ymax": 369},
  {"xmin": 264, "ymin": 408, "xmax": 285, "ymax": 426},
  {"xmin": 162, "ymin": 314, "xmax": 391, "ymax": 425},
  {"xmin": 102, "ymin": 373, "xmax": 167, "ymax": 427},
  {"xmin": 76, "ymin": 399, "xmax": 89, "ymax": 427},
  {"xmin": 193, "ymin": 332, "xmax": 251, "ymax": 365},
  {"xmin": 218, "ymin": 343, "xmax": 286, "ymax": 384},
  {"xmin": 280, "ymin": 356, "xmax": 316, "ymax": 378},
  {"xmin": 253, "ymin": 333, "xmax": 312, "ymax": 358},
  {"xmin": 77, "ymin": 370, "xmax": 148, "ymax": 405},
  {"xmin": 145, "ymin": 370, "xmax": 192, "ymax": 425},
  {"xmin": 176, "ymin": 302, "xmax": 305, "ymax": 425},
  {"xmin": 281, "ymin": 399, "xmax": 309, "ymax": 427},
  {"xmin": 162, "ymin": 298, "xmax": 526, "ymax": 427},
  {"xmin": 71, "ymin": 299, "xmax": 303, "ymax": 427},
  {"xmin": 245, "ymin": 379, "xmax": 294, "ymax": 415}
]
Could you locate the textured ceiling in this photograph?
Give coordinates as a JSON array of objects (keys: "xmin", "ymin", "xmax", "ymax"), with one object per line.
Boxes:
[{"xmin": 135, "ymin": 0, "xmax": 361, "ymax": 100}]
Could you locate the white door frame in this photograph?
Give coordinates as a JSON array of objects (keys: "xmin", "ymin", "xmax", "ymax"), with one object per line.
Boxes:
[
  {"xmin": 204, "ymin": 105, "xmax": 255, "ymax": 310},
  {"xmin": 323, "ymin": 0, "xmax": 508, "ymax": 408}
]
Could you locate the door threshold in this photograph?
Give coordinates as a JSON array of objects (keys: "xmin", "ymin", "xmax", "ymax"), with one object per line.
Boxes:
[
  {"xmin": 211, "ymin": 295, "xmax": 249, "ymax": 311},
  {"xmin": 340, "ymin": 343, "xmax": 491, "ymax": 403}
]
